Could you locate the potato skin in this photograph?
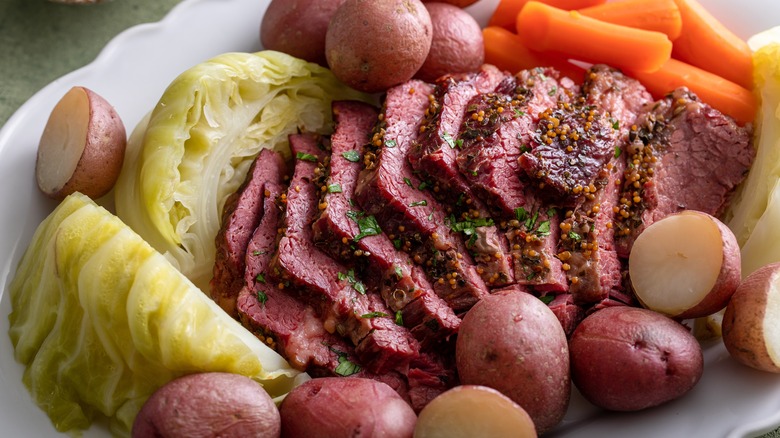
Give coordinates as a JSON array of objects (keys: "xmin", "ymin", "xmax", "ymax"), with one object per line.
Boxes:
[
  {"xmin": 325, "ymin": 0, "xmax": 433, "ymax": 92},
  {"xmin": 132, "ymin": 372, "xmax": 281, "ymax": 438},
  {"xmin": 723, "ymin": 262, "xmax": 780, "ymax": 373},
  {"xmin": 260, "ymin": 0, "xmax": 346, "ymax": 66},
  {"xmin": 421, "ymin": 0, "xmax": 479, "ymax": 7},
  {"xmin": 569, "ymin": 306, "xmax": 703, "ymax": 411},
  {"xmin": 416, "ymin": 2, "xmax": 484, "ymax": 82},
  {"xmin": 455, "ymin": 289, "xmax": 570, "ymax": 434},
  {"xmin": 279, "ymin": 377, "xmax": 416, "ymax": 438}
]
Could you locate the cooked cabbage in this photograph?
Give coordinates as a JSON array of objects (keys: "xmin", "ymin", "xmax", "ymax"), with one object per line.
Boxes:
[
  {"xmin": 114, "ymin": 50, "xmax": 371, "ymax": 289},
  {"xmin": 8, "ymin": 193, "xmax": 303, "ymax": 435},
  {"xmin": 725, "ymin": 28, "xmax": 780, "ymax": 277}
]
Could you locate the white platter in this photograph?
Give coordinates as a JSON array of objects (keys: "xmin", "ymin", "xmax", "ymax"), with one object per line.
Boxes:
[{"xmin": 0, "ymin": 0, "xmax": 778, "ymax": 436}]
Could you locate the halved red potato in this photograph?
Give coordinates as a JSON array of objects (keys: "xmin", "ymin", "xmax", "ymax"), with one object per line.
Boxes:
[{"xmin": 628, "ymin": 210, "xmax": 741, "ymax": 319}]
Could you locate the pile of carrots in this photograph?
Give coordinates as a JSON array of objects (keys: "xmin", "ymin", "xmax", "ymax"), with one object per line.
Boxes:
[{"xmin": 484, "ymin": 0, "xmax": 757, "ymax": 125}]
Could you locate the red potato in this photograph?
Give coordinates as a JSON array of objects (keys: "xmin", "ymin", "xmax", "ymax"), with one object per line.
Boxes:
[
  {"xmin": 279, "ymin": 377, "xmax": 416, "ymax": 438},
  {"xmin": 722, "ymin": 262, "xmax": 780, "ymax": 373},
  {"xmin": 414, "ymin": 385, "xmax": 536, "ymax": 438},
  {"xmin": 325, "ymin": 0, "xmax": 433, "ymax": 93},
  {"xmin": 628, "ymin": 210, "xmax": 741, "ymax": 319},
  {"xmin": 36, "ymin": 86, "xmax": 126, "ymax": 200},
  {"xmin": 416, "ymin": 3, "xmax": 485, "ymax": 82},
  {"xmin": 132, "ymin": 372, "xmax": 281, "ymax": 438},
  {"xmin": 455, "ymin": 289, "xmax": 569, "ymax": 434},
  {"xmin": 421, "ymin": 0, "xmax": 480, "ymax": 8},
  {"xmin": 569, "ymin": 306, "xmax": 704, "ymax": 411},
  {"xmin": 260, "ymin": 0, "xmax": 347, "ymax": 66}
]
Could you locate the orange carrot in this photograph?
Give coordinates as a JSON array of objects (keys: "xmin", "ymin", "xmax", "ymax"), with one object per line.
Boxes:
[
  {"xmin": 488, "ymin": 0, "xmax": 606, "ymax": 32},
  {"xmin": 516, "ymin": 2, "xmax": 672, "ymax": 73},
  {"xmin": 627, "ymin": 58, "xmax": 757, "ymax": 126},
  {"xmin": 671, "ymin": 0, "xmax": 752, "ymax": 89},
  {"xmin": 483, "ymin": 26, "xmax": 585, "ymax": 82},
  {"xmin": 578, "ymin": 0, "xmax": 682, "ymax": 40}
]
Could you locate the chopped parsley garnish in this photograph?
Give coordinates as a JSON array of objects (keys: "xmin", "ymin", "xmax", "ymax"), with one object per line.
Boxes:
[
  {"xmin": 548, "ymin": 86, "xmax": 558, "ymax": 96},
  {"xmin": 394, "ymin": 310, "xmax": 404, "ymax": 327},
  {"xmin": 327, "ymin": 183, "xmax": 343, "ymax": 193},
  {"xmin": 409, "ymin": 200, "xmax": 428, "ymax": 207},
  {"xmin": 295, "ymin": 152, "xmax": 318, "ymax": 162},
  {"xmin": 404, "ymin": 177, "xmax": 413, "ymax": 187},
  {"xmin": 448, "ymin": 215, "xmax": 495, "ymax": 247},
  {"xmin": 394, "ymin": 265, "xmax": 404, "ymax": 278},
  {"xmin": 569, "ymin": 231, "xmax": 582, "ymax": 241},
  {"xmin": 441, "ymin": 132, "xmax": 459, "ymax": 149},
  {"xmin": 341, "ymin": 150, "xmax": 361, "ymax": 162},
  {"xmin": 256, "ymin": 290, "xmax": 268, "ymax": 305},
  {"xmin": 393, "ymin": 239, "xmax": 402, "ymax": 249},
  {"xmin": 519, "ymin": 144, "xmax": 531, "ymax": 153},
  {"xmin": 515, "ymin": 207, "xmax": 528, "ymax": 223},
  {"xmin": 612, "ymin": 119, "xmax": 620, "ymax": 130},
  {"xmin": 346, "ymin": 210, "xmax": 382, "ymax": 241},
  {"xmin": 385, "ymin": 139, "xmax": 397, "ymax": 148},
  {"xmin": 536, "ymin": 220, "xmax": 551, "ymax": 236},
  {"xmin": 339, "ymin": 269, "xmax": 366, "ymax": 295},
  {"xmin": 361, "ymin": 311, "xmax": 389, "ymax": 319},
  {"xmin": 251, "ymin": 250, "xmax": 267, "ymax": 256},
  {"xmin": 418, "ymin": 181, "xmax": 429, "ymax": 190},
  {"xmin": 514, "ymin": 108, "xmax": 526, "ymax": 117},
  {"xmin": 614, "ymin": 146, "xmax": 622, "ymax": 158},
  {"xmin": 331, "ymin": 349, "xmax": 361, "ymax": 376},
  {"xmin": 539, "ymin": 295, "xmax": 555, "ymax": 305},
  {"xmin": 255, "ymin": 272, "xmax": 266, "ymax": 284}
]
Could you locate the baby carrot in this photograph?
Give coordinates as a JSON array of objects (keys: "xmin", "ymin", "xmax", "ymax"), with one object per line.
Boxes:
[
  {"xmin": 578, "ymin": 0, "xmax": 682, "ymax": 40},
  {"xmin": 483, "ymin": 26, "xmax": 585, "ymax": 82},
  {"xmin": 671, "ymin": 0, "xmax": 752, "ymax": 89},
  {"xmin": 516, "ymin": 2, "xmax": 672, "ymax": 73},
  {"xmin": 627, "ymin": 58, "xmax": 757, "ymax": 126},
  {"xmin": 488, "ymin": 0, "xmax": 606, "ymax": 32}
]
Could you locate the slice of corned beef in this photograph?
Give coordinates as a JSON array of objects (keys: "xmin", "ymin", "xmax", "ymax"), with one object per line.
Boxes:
[
  {"xmin": 489, "ymin": 284, "xmax": 584, "ymax": 337},
  {"xmin": 271, "ymin": 133, "xmax": 419, "ymax": 375},
  {"xmin": 557, "ymin": 66, "xmax": 652, "ymax": 305},
  {"xmin": 407, "ymin": 66, "xmax": 514, "ymax": 287},
  {"xmin": 614, "ymin": 87, "xmax": 755, "ymax": 257},
  {"xmin": 355, "ymin": 80, "xmax": 490, "ymax": 312},
  {"xmin": 312, "ymin": 100, "xmax": 460, "ymax": 348},
  {"xmin": 210, "ymin": 149, "xmax": 286, "ymax": 317},
  {"xmin": 237, "ymin": 180, "xmax": 362, "ymax": 375}
]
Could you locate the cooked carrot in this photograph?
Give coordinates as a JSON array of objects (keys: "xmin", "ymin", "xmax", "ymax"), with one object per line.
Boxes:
[
  {"xmin": 671, "ymin": 0, "xmax": 752, "ymax": 89},
  {"xmin": 488, "ymin": 0, "xmax": 606, "ymax": 32},
  {"xmin": 627, "ymin": 58, "xmax": 757, "ymax": 126},
  {"xmin": 578, "ymin": 0, "xmax": 682, "ymax": 40},
  {"xmin": 516, "ymin": 2, "xmax": 672, "ymax": 73},
  {"xmin": 483, "ymin": 26, "xmax": 585, "ymax": 82}
]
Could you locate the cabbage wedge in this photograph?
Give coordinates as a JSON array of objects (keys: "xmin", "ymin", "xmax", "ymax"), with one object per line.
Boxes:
[
  {"xmin": 114, "ymin": 50, "xmax": 371, "ymax": 288},
  {"xmin": 725, "ymin": 28, "xmax": 780, "ymax": 277},
  {"xmin": 8, "ymin": 193, "xmax": 302, "ymax": 435}
]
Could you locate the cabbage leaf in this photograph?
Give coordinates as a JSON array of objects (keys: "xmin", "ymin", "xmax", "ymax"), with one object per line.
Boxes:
[
  {"xmin": 725, "ymin": 28, "xmax": 780, "ymax": 277},
  {"xmin": 114, "ymin": 50, "xmax": 371, "ymax": 288},
  {"xmin": 8, "ymin": 193, "xmax": 303, "ymax": 435}
]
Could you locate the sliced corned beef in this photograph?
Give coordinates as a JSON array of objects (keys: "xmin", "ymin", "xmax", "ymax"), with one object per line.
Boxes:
[
  {"xmin": 407, "ymin": 66, "xmax": 514, "ymax": 287},
  {"xmin": 271, "ymin": 133, "xmax": 418, "ymax": 374},
  {"xmin": 557, "ymin": 67, "xmax": 652, "ymax": 305},
  {"xmin": 312, "ymin": 100, "xmax": 460, "ymax": 347},
  {"xmin": 547, "ymin": 293, "xmax": 586, "ymax": 338},
  {"xmin": 210, "ymin": 149, "xmax": 286, "ymax": 317},
  {"xmin": 614, "ymin": 87, "xmax": 754, "ymax": 257},
  {"xmin": 355, "ymin": 80, "xmax": 490, "ymax": 312}
]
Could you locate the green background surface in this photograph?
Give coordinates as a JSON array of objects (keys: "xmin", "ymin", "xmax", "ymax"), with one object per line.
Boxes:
[{"xmin": 0, "ymin": 0, "xmax": 778, "ymax": 437}]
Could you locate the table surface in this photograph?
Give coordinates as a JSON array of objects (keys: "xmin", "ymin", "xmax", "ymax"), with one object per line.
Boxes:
[{"xmin": 0, "ymin": 1, "xmax": 778, "ymax": 437}]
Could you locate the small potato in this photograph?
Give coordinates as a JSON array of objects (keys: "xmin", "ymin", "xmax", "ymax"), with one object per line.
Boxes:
[
  {"xmin": 132, "ymin": 372, "xmax": 281, "ymax": 438},
  {"xmin": 629, "ymin": 210, "xmax": 741, "ymax": 319},
  {"xmin": 260, "ymin": 0, "xmax": 346, "ymax": 66},
  {"xmin": 414, "ymin": 385, "xmax": 536, "ymax": 438},
  {"xmin": 421, "ymin": 0, "xmax": 480, "ymax": 7},
  {"xmin": 279, "ymin": 377, "xmax": 416, "ymax": 438},
  {"xmin": 455, "ymin": 289, "xmax": 569, "ymax": 434},
  {"xmin": 416, "ymin": 3, "xmax": 485, "ymax": 82},
  {"xmin": 36, "ymin": 86, "xmax": 126, "ymax": 200},
  {"xmin": 723, "ymin": 262, "xmax": 780, "ymax": 373},
  {"xmin": 569, "ymin": 306, "xmax": 703, "ymax": 412},
  {"xmin": 325, "ymin": 0, "xmax": 433, "ymax": 92}
]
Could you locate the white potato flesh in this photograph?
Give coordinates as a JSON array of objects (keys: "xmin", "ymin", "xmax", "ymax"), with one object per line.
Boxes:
[
  {"xmin": 36, "ymin": 87, "xmax": 89, "ymax": 195},
  {"xmin": 629, "ymin": 210, "xmax": 741, "ymax": 319},
  {"xmin": 765, "ymin": 282, "xmax": 780, "ymax": 364},
  {"xmin": 414, "ymin": 385, "xmax": 536, "ymax": 438}
]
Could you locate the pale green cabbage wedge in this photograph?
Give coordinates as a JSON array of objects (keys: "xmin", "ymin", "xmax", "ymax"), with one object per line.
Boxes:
[
  {"xmin": 9, "ymin": 193, "xmax": 302, "ymax": 436},
  {"xmin": 725, "ymin": 29, "xmax": 780, "ymax": 277},
  {"xmin": 114, "ymin": 50, "xmax": 372, "ymax": 289}
]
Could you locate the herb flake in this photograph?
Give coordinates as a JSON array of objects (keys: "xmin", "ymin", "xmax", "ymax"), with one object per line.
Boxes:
[
  {"xmin": 342, "ymin": 150, "xmax": 361, "ymax": 162},
  {"xmin": 327, "ymin": 183, "xmax": 343, "ymax": 193},
  {"xmin": 295, "ymin": 152, "xmax": 318, "ymax": 162}
]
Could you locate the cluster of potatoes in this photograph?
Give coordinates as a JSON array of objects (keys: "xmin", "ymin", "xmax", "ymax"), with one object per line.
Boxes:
[{"xmin": 260, "ymin": 0, "xmax": 485, "ymax": 92}]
